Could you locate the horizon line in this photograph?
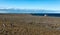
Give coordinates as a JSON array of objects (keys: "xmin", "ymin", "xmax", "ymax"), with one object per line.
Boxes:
[{"xmin": 0, "ymin": 8, "xmax": 60, "ymax": 11}]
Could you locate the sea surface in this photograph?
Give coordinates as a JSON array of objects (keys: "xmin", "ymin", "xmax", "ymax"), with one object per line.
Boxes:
[{"xmin": 31, "ymin": 13, "xmax": 60, "ymax": 17}]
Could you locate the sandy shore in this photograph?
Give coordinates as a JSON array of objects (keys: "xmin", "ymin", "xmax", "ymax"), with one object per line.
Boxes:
[{"xmin": 0, "ymin": 14, "xmax": 60, "ymax": 35}]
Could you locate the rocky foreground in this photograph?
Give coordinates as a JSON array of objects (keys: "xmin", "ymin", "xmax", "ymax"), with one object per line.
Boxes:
[{"xmin": 0, "ymin": 14, "xmax": 60, "ymax": 35}]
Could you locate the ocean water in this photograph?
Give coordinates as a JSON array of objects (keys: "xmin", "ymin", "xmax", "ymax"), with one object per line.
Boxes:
[{"xmin": 31, "ymin": 13, "xmax": 60, "ymax": 17}]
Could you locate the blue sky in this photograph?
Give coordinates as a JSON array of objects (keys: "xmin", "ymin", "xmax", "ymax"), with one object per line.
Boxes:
[{"xmin": 0, "ymin": 0, "xmax": 60, "ymax": 10}]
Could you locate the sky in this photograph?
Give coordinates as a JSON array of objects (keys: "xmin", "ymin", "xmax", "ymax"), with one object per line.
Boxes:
[{"xmin": 0, "ymin": 0, "xmax": 60, "ymax": 10}]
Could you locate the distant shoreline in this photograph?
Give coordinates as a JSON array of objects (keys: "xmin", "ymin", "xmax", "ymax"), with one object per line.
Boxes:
[{"xmin": 0, "ymin": 13, "xmax": 60, "ymax": 17}]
